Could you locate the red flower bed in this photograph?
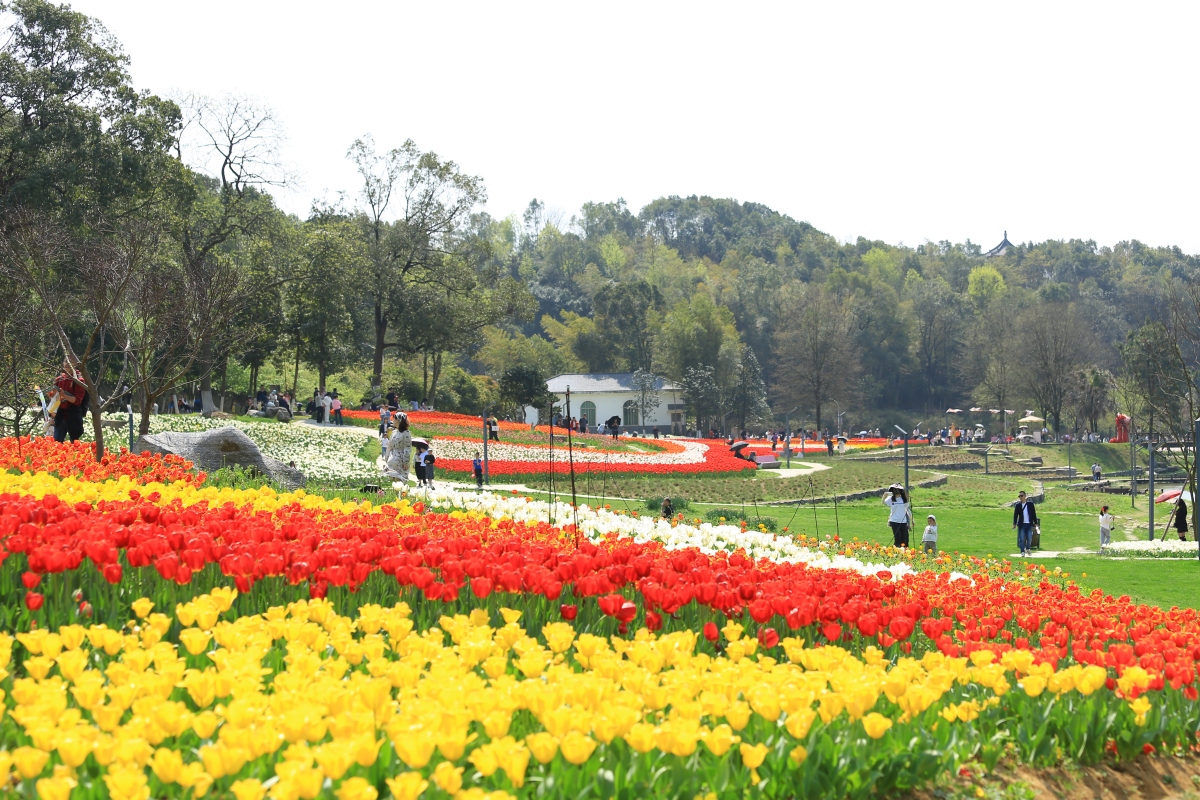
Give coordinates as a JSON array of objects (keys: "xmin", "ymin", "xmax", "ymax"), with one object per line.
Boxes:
[
  {"xmin": 5, "ymin": 486, "xmax": 1200, "ymax": 695},
  {"xmin": 343, "ymin": 409, "xmax": 540, "ymax": 431},
  {"xmin": 0, "ymin": 437, "xmax": 203, "ymax": 485}
]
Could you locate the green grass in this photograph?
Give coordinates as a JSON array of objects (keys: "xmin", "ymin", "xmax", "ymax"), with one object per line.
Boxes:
[{"xmin": 357, "ymin": 436, "xmax": 381, "ymax": 464}]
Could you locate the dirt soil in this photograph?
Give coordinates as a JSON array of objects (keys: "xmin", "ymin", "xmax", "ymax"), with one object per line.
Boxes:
[{"xmin": 905, "ymin": 754, "xmax": 1200, "ymax": 799}]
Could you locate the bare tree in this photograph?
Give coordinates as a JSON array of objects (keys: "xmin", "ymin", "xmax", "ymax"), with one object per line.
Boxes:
[
  {"xmin": 771, "ymin": 285, "xmax": 857, "ymax": 431},
  {"xmin": 1018, "ymin": 303, "xmax": 1089, "ymax": 434},
  {"xmin": 171, "ymin": 94, "xmax": 289, "ymax": 414},
  {"xmin": 0, "ymin": 211, "xmax": 138, "ymax": 459}
]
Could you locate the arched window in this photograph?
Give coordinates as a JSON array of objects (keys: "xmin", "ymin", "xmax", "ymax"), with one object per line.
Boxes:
[
  {"xmin": 579, "ymin": 401, "xmax": 596, "ymax": 427},
  {"xmin": 622, "ymin": 400, "xmax": 638, "ymax": 426}
]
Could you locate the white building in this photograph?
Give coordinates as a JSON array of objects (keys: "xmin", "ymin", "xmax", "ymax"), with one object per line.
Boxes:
[{"xmin": 545, "ymin": 373, "xmax": 685, "ymax": 434}]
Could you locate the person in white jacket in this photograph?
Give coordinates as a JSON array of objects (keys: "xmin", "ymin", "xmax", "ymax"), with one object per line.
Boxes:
[
  {"xmin": 883, "ymin": 485, "xmax": 911, "ymax": 547},
  {"xmin": 1098, "ymin": 505, "xmax": 1114, "ymax": 549}
]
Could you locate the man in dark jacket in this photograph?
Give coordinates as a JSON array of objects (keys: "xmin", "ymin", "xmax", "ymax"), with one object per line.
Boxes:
[{"xmin": 1012, "ymin": 491, "xmax": 1039, "ymax": 556}]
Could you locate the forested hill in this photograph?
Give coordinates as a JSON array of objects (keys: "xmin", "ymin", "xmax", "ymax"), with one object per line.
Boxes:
[{"xmin": 477, "ymin": 194, "xmax": 1200, "ymax": 433}]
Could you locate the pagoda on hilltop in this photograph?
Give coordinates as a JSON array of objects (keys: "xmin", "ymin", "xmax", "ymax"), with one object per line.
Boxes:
[{"xmin": 984, "ymin": 231, "xmax": 1014, "ymax": 258}]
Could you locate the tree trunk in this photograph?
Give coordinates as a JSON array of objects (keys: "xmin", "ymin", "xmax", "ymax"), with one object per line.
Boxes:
[
  {"xmin": 319, "ymin": 363, "xmax": 327, "ymax": 391},
  {"xmin": 199, "ymin": 340, "xmax": 215, "ymax": 416},
  {"xmin": 79, "ymin": 365, "xmax": 105, "ymax": 461},
  {"xmin": 372, "ymin": 302, "xmax": 387, "ymax": 391},
  {"xmin": 293, "ymin": 342, "xmax": 301, "ymax": 397},
  {"xmin": 814, "ymin": 401, "xmax": 822, "ymax": 433},
  {"xmin": 422, "ymin": 353, "xmax": 429, "ymax": 402},
  {"xmin": 429, "ymin": 352, "xmax": 443, "ymax": 410},
  {"xmin": 139, "ymin": 400, "xmax": 154, "ymax": 436}
]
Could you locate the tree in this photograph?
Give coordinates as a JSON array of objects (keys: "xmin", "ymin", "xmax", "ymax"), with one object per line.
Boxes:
[
  {"xmin": 681, "ymin": 365, "xmax": 722, "ymax": 435},
  {"xmin": 771, "ymin": 285, "xmax": 856, "ymax": 431},
  {"xmin": 0, "ymin": 0, "xmax": 179, "ymax": 220},
  {"xmin": 1068, "ymin": 367, "xmax": 1114, "ymax": 434},
  {"xmin": 284, "ymin": 217, "xmax": 366, "ymax": 389},
  {"xmin": 963, "ymin": 305, "xmax": 1020, "ymax": 414},
  {"xmin": 728, "ymin": 346, "xmax": 770, "ymax": 432},
  {"xmin": 499, "ymin": 363, "xmax": 554, "ymax": 412},
  {"xmin": 347, "ymin": 136, "xmax": 486, "ymax": 390},
  {"xmin": 1019, "ymin": 303, "xmax": 1089, "ymax": 433},
  {"xmin": 171, "ymin": 94, "xmax": 288, "ymax": 414},
  {"xmin": 907, "ymin": 273, "xmax": 964, "ymax": 412},
  {"xmin": 630, "ymin": 368, "xmax": 661, "ymax": 428}
]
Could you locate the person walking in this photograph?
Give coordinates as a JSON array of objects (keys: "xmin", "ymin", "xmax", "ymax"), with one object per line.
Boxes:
[
  {"xmin": 379, "ymin": 405, "xmax": 390, "ymax": 435},
  {"xmin": 473, "ymin": 452, "xmax": 484, "ymax": 489},
  {"xmin": 661, "ymin": 497, "xmax": 674, "ymax": 520},
  {"xmin": 1092, "ymin": 462, "xmax": 1102, "ymax": 482},
  {"xmin": 413, "ymin": 445, "xmax": 428, "ymax": 487},
  {"xmin": 1098, "ymin": 505, "xmax": 1114, "ymax": 550},
  {"xmin": 883, "ymin": 485, "xmax": 911, "ymax": 548},
  {"xmin": 1172, "ymin": 497, "xmax": 1189, "ymax": 541},
  {"xmin": 922, "ymin": 514, "xmax": 938, "ymax": 556},
  {"xmin": 488, "ymin": 415, "xmax": 500, "ymax": 441},
  {"xmin": 382, "ymin": 414, "xmax": 412, "ymax": 485},
  {"xmin": 331, "ymin": 391, "xmax": 343, "ymax": 425},
  {"xmin": 423, "ymin": 447, "xmax": 436, "ymax": 489},
  {"xmin": 1012, "ymin": 491, "xmax": 1040, "ymax": 556}
]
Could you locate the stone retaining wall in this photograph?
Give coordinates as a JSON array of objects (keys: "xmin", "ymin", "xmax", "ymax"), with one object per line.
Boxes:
[{"xmin": 766, "ymin": 473, "xmax": 949, "ymax": 506}]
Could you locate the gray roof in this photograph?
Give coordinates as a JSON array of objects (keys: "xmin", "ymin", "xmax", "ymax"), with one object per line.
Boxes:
[
  {"xmin": 546, "ymin": 373, "xmax": 682, "ymax": 393},
  {"xmin": 984, "ymin": 230, "xmax": 1014, "ymax": 258}
]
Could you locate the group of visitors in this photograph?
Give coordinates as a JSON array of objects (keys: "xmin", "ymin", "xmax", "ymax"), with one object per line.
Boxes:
[
  {"xmin": 307, "ymin": 389, "xmax": 343, "ymax": 425},
  {"xmin": 552, "ymin": 413, "xmax": 590, "ymax": 434},
  {"xmin": 247, "ymin": 389, "xmax": 291, "ymax": 415}
]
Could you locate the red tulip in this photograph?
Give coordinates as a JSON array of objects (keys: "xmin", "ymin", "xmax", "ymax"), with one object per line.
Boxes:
[
  {"xmin": 560, "ymin": 604, "xmax": 578, "ymax": 620},
  {"xmin": 703, "ymin": 622, "xmax": 719, "ymax": 642},
  {"xmin": 645, "ymin": 611, "xmax": 663, "ymax": 631},
  {"xmin": 102, "ymin": 563, "xmax": 123, "ymax": 584},
  {"xmin": 20, "ymin": 571, "xmax": 39, "ymax": 589},
  {"xmin": 757, "ymin": 627, "xmax": 779, "ymax": 648},
  {"xmin": 470, "ymin": 577, "xmax": 494, "ymax": 599},
  {"xmin": 24, "ymin": 591, "xmax": 43, "ymax": 611}
]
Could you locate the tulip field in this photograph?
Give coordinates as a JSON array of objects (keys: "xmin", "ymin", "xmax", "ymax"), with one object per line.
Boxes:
[{"xmin": 2, "ymin": 429, "xmax": 1200, "ymax": 799}]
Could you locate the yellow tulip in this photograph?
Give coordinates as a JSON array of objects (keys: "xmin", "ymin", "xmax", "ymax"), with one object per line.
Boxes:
[
  {"xmin": 525, "ymin": 732, "xmax": 560, "ymax": 763},
  {"xmin": 55, "ymin": 728, "xmax": 93, "ymax": 768},
  {"xmin": 230, "ymin": 779, "xmax": 267, "ymax": 800},
  {"xmin": 789, "ymin": 745, "xmax": 808, "ymax": 765},
  {"xmin": 861, "ymin": 712, "xmax": 893, "ymax": 739},
  {"xmin": 559, "ymin": 731, "xmax": 598, "ymax": 765},
  {"xmin": 1022, "ymin": 676, "xmax": 1046, "ymax": 697},
  {"xmin": 432, "ymin": 762, "xmax": 464, "ymax": 794},
  {"xmin": 13, "ymin": 746, "xmax": 49, "ymax": 780},
  {"xmin": 389, "ymin": 730, "xmax": 436, "ymax": 769},
  {"xmin": 149, "ymin": 748, "xmax": 183, "ymax": 784},
  {"xmin": 178, "ymin": 628, "xmax": 211, "ymax": 656},
  {"xmin": 131, "ymin": 598, "xmax": 155, "ymax": 619},
  {"xmin": 104, "ymin": 764, "xmax": 151, "ymax": 800},
  {"xmin": 36, "ymin": 775, "xmax": 76, "ymax": 800},
  {"xmin": 335, "ymin": 777, "xmax": 378, "ymax": 800},
  {"xmin": 385, "ymin": 773, "xmax": 429, "ymax": 800},
  {"xmin": 1129, "ymin": 696, "xmax": 1152, "ymax": 726},
  {"xmin": 701, "ymin": 724, "xmax": 739, "ymax": 757}
]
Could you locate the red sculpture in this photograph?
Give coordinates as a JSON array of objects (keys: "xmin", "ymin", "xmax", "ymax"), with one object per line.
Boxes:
[{"xmin": 1113, "ymin": 413, "xmax": 1131, "ymax": 444}]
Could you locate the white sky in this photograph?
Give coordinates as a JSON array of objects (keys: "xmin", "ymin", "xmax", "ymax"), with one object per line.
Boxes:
[{"xmin": 72, "ymin": 1, "xmax": 1200, "ymax": 253}]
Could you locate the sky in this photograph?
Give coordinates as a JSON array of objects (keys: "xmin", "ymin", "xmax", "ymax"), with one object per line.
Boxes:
[{"xmin": 70, "ymin": 1, "xmax": 1200, "ymax": 253}]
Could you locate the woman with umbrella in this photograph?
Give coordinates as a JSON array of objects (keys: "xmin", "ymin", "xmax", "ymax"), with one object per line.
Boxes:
[{"xmin": 382, "ymin": 414, "xmax": 413, "ymax": 485}]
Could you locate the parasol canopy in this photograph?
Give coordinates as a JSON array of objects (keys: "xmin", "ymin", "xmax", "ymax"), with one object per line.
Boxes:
[
  {"xmin": 946, "ymin": 408, "xmax": 962, "ymax": 413},
  {"xmin": 1018, "ymin": 415, "xmax": 1044, "ymax": 424},
  {"xmin": 969, "ymin": 407, "xmax": 982, "ymax": 412},
  {"xmin": 410, "ymin": 437, "xmax": 430, "ymax": 447},
  {"xmin": 1156, "ymin": 489, "xmax": 1194, "ymax": 503},
  {"xmin": 730, "ymin": 441, "xmax": 749, "ymax": 451}
]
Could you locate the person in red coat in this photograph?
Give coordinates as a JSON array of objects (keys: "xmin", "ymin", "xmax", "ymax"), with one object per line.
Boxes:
[{"xmin": 52, "ymin": 363, "xmax": 87, "ymax": 443}]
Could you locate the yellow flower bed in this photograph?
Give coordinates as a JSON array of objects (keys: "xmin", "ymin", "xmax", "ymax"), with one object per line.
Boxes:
[{"xmin": 0, "ymin": 591, "xmax": 1140, "ymax": 799}]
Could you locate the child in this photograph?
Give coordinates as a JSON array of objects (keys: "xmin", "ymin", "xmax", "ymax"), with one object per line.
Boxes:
[
  {"xmin": 473, "ymin": 452, "xmax": 484, "ymax": 488},
  {"xmin": 922, "ymin": 514, "xmax": 938, "ymax": 555},
  {"xmin": 1099, "ymin": 505, "xmax": 1114, "ymax": 549}
]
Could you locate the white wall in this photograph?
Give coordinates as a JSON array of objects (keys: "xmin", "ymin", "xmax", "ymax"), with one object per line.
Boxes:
[{"xmin": 553, "ymin": 390, "xmax": 681, "ymax": 431}]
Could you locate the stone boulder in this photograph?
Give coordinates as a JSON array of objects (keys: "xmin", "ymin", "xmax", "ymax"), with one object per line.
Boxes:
[{"xmin": 135, "ymin": 426, "xmax": 305, "ymax": 489}]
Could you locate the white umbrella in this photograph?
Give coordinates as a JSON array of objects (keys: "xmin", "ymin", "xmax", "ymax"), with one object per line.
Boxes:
[{"xmin": 1018, "ymin": 415, "xmax": 1044, "ymax": 424}]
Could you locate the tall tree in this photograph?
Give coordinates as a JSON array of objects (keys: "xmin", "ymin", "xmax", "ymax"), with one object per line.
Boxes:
[
  {"xmin": 347, "ymin": 136, "xmax": 485, "ymax": 391},
  {"xmin": 771, "ymin": 285, "xmax": 856, "ymax": 431},
  {"xmin": 1019, "ymin": 303, "xmax": 1088, "ymax": 433}
]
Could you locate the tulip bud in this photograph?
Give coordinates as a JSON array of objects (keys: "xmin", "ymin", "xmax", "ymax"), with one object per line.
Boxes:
[{"xmin": 72, "ymin": 588, "xmax": 84, "ymax": 603}]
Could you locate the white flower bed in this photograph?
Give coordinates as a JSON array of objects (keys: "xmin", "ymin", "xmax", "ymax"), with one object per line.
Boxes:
[
  {"xmin": 1101, "ymin": 539, "xmax": 1200, "ymax": 558},
  {"xmin": 413, "ymin": 486, "xmax": 929, "ymax": 581},
  {"xmin": 432, "ymin": 438, "xmax": 709, "ymax": 465},
  {"xmin": 99, "ymin": 414, "xmax": 378, "ymax": 484}
]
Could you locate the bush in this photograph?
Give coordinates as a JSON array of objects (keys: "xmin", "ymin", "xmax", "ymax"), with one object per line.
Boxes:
[
  {"xmin": 644, "ymin": 496, "xmax": 690, "ymax": 512},
  {"xmin": 703, "ymin": 507, "xmax": 777, "ymax": 531}
]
